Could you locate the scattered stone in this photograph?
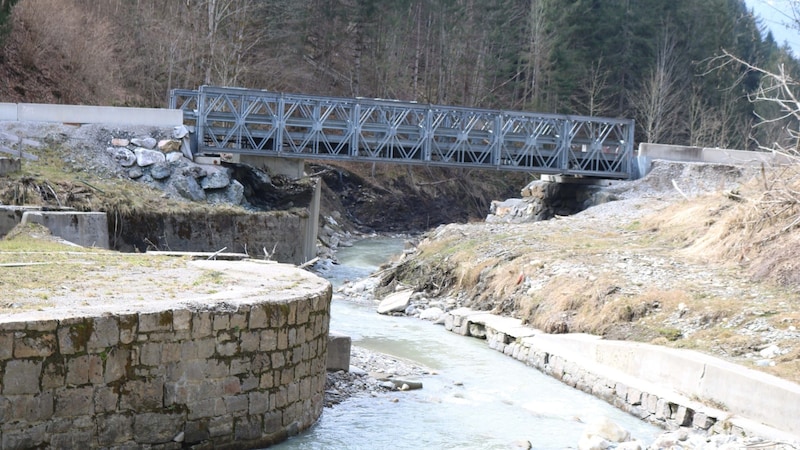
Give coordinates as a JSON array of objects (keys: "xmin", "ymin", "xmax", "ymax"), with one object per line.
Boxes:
[
  {"xmin": 128, "ymin": 167, "xmax": 144, "ymax": 179},
  {"xmin": 377, "ymin": 290, "xmax": 413, "ymax": 314},
  {"xmin": 111, "ymin": 137, "xmax": 129, "ymax": 147},
  {"xmin": 201, "ymin": 168, "xmax": 231, "ymax": 190},
  {"xmin": 157, "ymin": 139, "xmax": 181, "ymax": 152},
  {"xmin": 173, "ymin": 173, "xmax": 206, "ymax": 201},
  {"xmin": 131, "ymin": 137, "xmax": 157, "ymax": 149},
  {"xmin": 759, "ymin": 345, "xmax": 781, "ymax": 358},
  {"xmin": 165, "ymin": 152, "xmax": 183, "ymax": 163},
  {"xmin": 150, "ymin": 162, "xmax": 172, "ymax": 180},
  {"xmin": 173, "ymin": 125, "xmax": 190, "ymax": 139},
  {"xmin": 134, "ymin": 147, "xmax": 166, "ymax": 167}
]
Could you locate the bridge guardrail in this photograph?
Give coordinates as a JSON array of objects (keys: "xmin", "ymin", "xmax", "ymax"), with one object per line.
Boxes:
[{"xmin": 170, "ymin": 86, "xmax": 634, "ymax": 179}]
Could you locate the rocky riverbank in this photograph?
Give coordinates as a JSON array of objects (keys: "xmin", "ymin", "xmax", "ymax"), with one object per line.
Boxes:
[{"xmin": 331, "ymin": 273, "xmax": 799, "ymax": 450}]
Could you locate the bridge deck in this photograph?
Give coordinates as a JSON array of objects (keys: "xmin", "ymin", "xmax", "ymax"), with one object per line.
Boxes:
[{"xmin": 170, "ymin": 86, "xmax": 635, "ymax": 179}]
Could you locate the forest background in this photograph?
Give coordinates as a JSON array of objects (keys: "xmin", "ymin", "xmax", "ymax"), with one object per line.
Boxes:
[{"xmin": 0, "ymin": 0, "xmax": 798, "ymax": 151}]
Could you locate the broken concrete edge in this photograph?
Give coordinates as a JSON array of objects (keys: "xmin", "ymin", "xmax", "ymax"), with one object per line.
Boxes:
[{"xmin": 443, "ymin": 307, "xmax": 800, "ymax": 445}]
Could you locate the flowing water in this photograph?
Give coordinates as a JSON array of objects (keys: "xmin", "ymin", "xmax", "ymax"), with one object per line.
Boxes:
[{"xmin": 274, "ymin": 237, "xmax": 662, "ymax": 449}]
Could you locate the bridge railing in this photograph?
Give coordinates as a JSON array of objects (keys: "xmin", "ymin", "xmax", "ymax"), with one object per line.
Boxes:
[{"xmin": 170, "ymin": 86, "xmax": 634, "ymax": 179}]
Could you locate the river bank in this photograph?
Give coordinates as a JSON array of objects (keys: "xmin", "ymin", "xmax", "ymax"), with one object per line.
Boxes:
[
  {"xmin": 327, "ymin": 271, "xmax": 798, "ymax": 450},
  {"xmin": 340, "ymin": 160, "xmax": 800, "ymax": 448}
]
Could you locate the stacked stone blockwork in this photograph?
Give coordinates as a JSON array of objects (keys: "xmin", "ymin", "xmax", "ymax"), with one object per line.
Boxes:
[{"xmin": 0, "ymin": 290, "xmax": 332, "ymax": 449}]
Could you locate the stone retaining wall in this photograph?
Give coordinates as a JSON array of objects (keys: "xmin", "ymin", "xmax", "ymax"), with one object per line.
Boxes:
[
  {"xmin": 0, "ymin": 287, "xmax": 332, "ymax": 449},
  {"xmin": 444, "ymin": 308, "xmax": 800, "ymax": 444}
]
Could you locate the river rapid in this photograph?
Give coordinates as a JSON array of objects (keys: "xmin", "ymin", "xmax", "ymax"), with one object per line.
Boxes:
[{"xmin": 274, "ymin": 237, "xmax": 663, "ymax": 449}]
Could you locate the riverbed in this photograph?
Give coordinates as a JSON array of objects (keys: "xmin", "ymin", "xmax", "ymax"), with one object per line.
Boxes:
[{"xmin": 274, "ymin": 237, "xmax": 663, "ymax": 449}]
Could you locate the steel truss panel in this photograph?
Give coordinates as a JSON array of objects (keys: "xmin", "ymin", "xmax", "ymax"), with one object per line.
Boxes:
[{"xmin": 171, "ymin": 86, "xmax": 634, "ymax": 179}]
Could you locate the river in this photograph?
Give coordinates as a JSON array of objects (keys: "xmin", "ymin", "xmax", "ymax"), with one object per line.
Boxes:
[{"xmin": 274, "ymin": 237, "xmax": 663, "ymax": 449}]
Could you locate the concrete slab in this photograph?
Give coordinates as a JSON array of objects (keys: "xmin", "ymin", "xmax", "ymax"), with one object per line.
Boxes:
[
  {"xmin": 21, "ymin": 211, "xmax": 109, "ymax": 249},
  {"xmin": 326, "ymin": 332, "xmax": 351, "ymax": 371}
]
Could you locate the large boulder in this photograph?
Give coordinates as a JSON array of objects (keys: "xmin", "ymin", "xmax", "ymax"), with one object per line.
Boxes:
[
  {"xmin": 131, "ymin": 137, "xmax": 157, "ymax": 149},
  {"xmin": 377, "ymin": 290, "xmax": 413, "ymax": 314},
  {"xmin": 581, "ymin": 417, "xmax": 630, "ymax": 444},
  {"xmin": 109, "ymin": 147, "xmax": 136, "ymax": 167},
  {"xmin": 173, "ymin": 173, "xmax": 206, "ymax": 201},
  {"xmin": 134, "ymin": 148, "xmax": 166, "ymax": 167},
  {"xmin": 201, "ymin": 168, "xmax": 231, "ymax": 190},
  {"xmin": 150, "ymin": 162, "xmax": 173, "ymax": 180}
]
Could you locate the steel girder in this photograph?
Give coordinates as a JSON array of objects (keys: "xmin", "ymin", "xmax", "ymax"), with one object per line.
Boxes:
[{"xmin": 170, "ymin": 86, "xmax": 634, "ymax": 179}]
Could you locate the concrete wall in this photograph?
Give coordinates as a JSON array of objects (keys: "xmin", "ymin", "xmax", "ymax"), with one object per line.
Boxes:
[
  {"xmin": 0, "ymin": 206, "xmax": 40, "ymax": 237},
  {"xmin": 22, "ymin": 211, "xmax": 109, "ymax": 249},
  {"xmin": 0, "ymin": 265, "xmax": 333, "ymax": 449},
  {"xmin": 111, "ymin": 209, "xmax": 314, "ymax": 265},
  {"xmin": 636, "ymin": 143, "xmax": 791, "ymax": 179},
  {"xmin": 0, "ymin": 103, "xmax": 182, "ymax": 127},
  {"xmin": 444, "ymin": 308, "xmax": 800, "ymax": 443}
]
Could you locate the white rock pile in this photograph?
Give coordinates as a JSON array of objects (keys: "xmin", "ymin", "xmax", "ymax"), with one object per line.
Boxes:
[{"xmin": 105, "ymin": 126, "xmax": 245, "ymax": 205}]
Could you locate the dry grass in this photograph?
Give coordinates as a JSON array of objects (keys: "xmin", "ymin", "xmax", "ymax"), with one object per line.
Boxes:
[
  {"xmin": 387, "ymin": 161, "xmax": 800, "ymax": 383},
  {"xmin": 0, "ymin": 224, "xmax": 233, "ymax": 313},
  {"xmin": 643, "ymin": 164, "xmax": 800, "ymax": 289}
]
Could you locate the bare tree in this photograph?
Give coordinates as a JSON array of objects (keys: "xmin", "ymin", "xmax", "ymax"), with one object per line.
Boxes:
[
  {"xmin": 715, "ymin": 49, "xmax": 800, "ymax": 152},
  {"xmin": 632, "ymin": 28, "xmax": 684, "ymax": 143},
  {"xmin": 572, "ymin": 58, "xmax": 613, "ymax": 117}
]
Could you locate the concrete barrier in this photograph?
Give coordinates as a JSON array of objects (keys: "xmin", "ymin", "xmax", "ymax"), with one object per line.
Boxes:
[
  {"xmin": 21, "ymin": 211, "xmax": 109, "ymax": 249},
  {"xmin": 636, "ymin": 143, "xmax": 793, "ymax": 179},
  {"xmin": 0, "ymin": 103, "xmax": 16, "ymax": 121},
  {"xmin": 15, "ymin": 103, "xmax": 183, "ymax": 127}
]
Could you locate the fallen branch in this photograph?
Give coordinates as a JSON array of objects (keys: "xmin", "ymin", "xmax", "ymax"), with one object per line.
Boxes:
[
  {"xmin": 671, "ymin": 179, "xmax": 690, "ymax": 200},
  {"xmin": 298, "ymin": 257, "xmax": 319, "ymax": 269},
  {"xmin": 207, "ymin": 247, "xmax": 228, "ymax": 260}
]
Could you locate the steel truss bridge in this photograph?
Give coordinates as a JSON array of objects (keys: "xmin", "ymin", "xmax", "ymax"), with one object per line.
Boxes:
[{"xmin": 170, "ymin": 86, "xmax": 635, "ymax": 179}]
